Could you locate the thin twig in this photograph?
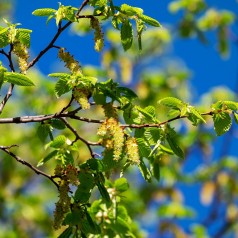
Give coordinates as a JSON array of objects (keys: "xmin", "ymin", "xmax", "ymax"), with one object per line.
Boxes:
[
  {"xmin": 60, "ymin": 118, "xmax": 98, "ymax": 158},
  {"xmin": 0, "ymin": 45, "xmax": 15, "ymax": 114},
  {"xmin": 0, "ymin": 147, "xmax": 59, "ymax": 189},
  {"xmin": 27, "ymin": 0, "xmax": 90, "ymax": 70},
  {"xmin": 0, "ymin": 83, "xmax": 14, "ymax": 114},
  {"xmin": 59, "ymin": 95, "xmax": 74, "ymax": 113}
]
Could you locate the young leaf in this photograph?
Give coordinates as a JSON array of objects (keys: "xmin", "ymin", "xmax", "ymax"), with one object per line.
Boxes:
[
  {"xmin": 37, "ymin": 124, "xmax": 51, "ymax": 142},
  {"xmin": 48, "ymin": 72, "xmax": 71, "ymax": 78},
  {"xmin": 152, "ymin": 159, "xmax": 160, "ymax": 181},
  {"xmin": 96, "ymin": 181, "xmax": 111, "ymax": 204},
  {"xmin": 223, "ymin": 100, "xmax": 238, "ymax": 111},
  {"xmin": 114, "ymin": 178, "xmax": 129, "ymax": 193},
  {"xmin": 50, "ymin": 119, "xmax": 66, "ymax": 130},
  {"xmin": 32, "ymin": 8, "xmax": 56, "ymax": 17},
  {"xmin": 138, "ymin": 14, "xmax": 161, "ymax": 27},
  {"xmin": 158, "ymin": 97, "xmax": 184, "ymax": 110},
  {"xmin": 138, "ymin": 159, "xmax": 152, "ymax": 182},
  {"xmin": 137, "ymin": 106, "xmax": 157, "ymax": 122},
  {"xmin": 85, "ymin": 211, "xmax": 101, "ymax": 234},
  {"xmin": 136, "ymin": 138, "xmax": 151, "ymax": 158},
  {"xmin": 16, "ymin": 28, "xmax": 32, "ymax": 48},
  {"xmin": 213, "ymin": 112, "xmax": 232, "ymax": 136},
  {"xmin": 120, "ymin": 4, "xmax": 143, "ymax": 16},
  {"xmin": 188, "ymin": 106, "xmax": 206, "ymax": 124},
  {"xmin": 121, "ymin": 19, "xmax": 133, "ymax": 51},
  {"xmin": 117, "ymin": 87, "xmax": 138, "ymax": 99},
  {"xmin": 166, "ymin": 130, "xmax": 184, "ymax": 159},
  {"xmin": 4, "ymin": 72, "xmax": 35, "ymax": 86},
  {"xmin": 49, "ymin": 135, "xmax": 67, "ymax": 148},
  {"xmin": 0, "ymin": 26, "xmax": 9, "ymax": 48},
  {"xmin": 54, "ymin": 78, "xmax": 72, "ymax": 97},
  {"xmin": 37, "ymin": 150, "xmax": 58, "ymax": 167}
]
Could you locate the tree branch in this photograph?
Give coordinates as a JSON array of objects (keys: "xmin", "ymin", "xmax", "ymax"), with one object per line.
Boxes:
[
  {"xmin": 0, "ymin": 146, "xmax": 59, "ymax": 189},
  {"xmin": 60, "ymin": 118, "xmax": 98, "ymax": 158},
  {"xmin": 27, "ymin": 0, "xmax": 90, "ymax": 70},
  {"xmin": 0, "ymin": 45, "xmax": 15, "ymax": 114}
]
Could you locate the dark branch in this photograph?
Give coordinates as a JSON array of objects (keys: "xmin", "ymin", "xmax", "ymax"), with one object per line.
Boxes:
[
  {"xmin": 0, "ymin": 45, "xmax": 15, "ymax": 114},
  {"xmin": 60, "ymin": 118, "xmax": 97, "ymax": 158},
  {"xmin": 27, "ymin": 0, "xmax": 90, "ymax": 70},
  {"xmin": 0, "ymin": 146, "xmax": 59, "ymax": 189}
]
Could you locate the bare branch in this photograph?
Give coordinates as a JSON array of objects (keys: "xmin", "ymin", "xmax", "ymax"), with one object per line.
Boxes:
[
  {"xmin": 60, "ymin": 118, "xmax": 98, "ymax": 158},
  {"xmin": 0, "ymin": 45, "xmax": 15, "ymax": 114},
  {"xmin": 27, "ymin": 0, "xmax": 91, "ymax": 70},
  {"xmin": 0, "ymin": 146, "xmax": 59, "ymax": 189},
  {"xmin": 0, "ymin": 83, "xmax": 14, "ymax": 114}
]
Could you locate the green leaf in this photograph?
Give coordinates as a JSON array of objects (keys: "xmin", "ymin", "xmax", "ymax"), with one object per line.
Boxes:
[
  {"xmin": 213, "ymin": 112, "xmax": 232, "ymax": 136},
  {"xmin": 114, "ymin": 178, "xmax": 129, "ymax": 193},
  {"xmin": 188, "ymin": 106, "xmax": 206, "ymax": 124},
  {"xmin": 4, "ymin": 72, "xmax": 35, "ymax": 86},
  {"xmin": 137, "ymin": 106, "xmax": 157, "ymax": 122},
  {"xmin": 54, "ymin": 78, "xmax": 72, "ymax": 97},
  {"xmin": 123, "ymin": 105, "xmax": 141, "ymax": 124},
  {"xmin": 117, "ymin": 87, "xmax": 138, "ymax": 99},
  {"xmin": 120, "ymin": 4, "xmax": 143, "ymax": 16},
  {"xmin": 50, "ymin": 119, "xmax": 66, "ymax": 130},
  {"xmin": 152, "ymin": 158, "xmax": 160, "ymax": 181},
  {"xmin": 48, "ymin": 72, "xmax": 71, "ymax": 78},
  {"xmin": 158, "ymin": 97, "xmax": 184, "ymax": 109},
  {"xmin": 85, "ymin": 211, "xmax": 101, "ymax": 234},
  {"xmin": 136, "ymin": 138, "xmax": 151, "ymax": 158},
  {"xmin": 138, "ymin": 14, "xmax": 161, "ymax": 27},
  {"xmin": 96, "ymin": 181, "xmax": 111, "ymax": 204},
  {"xmin": 37, "ymin": 124, "xmax": 51, "ymax": 142},
  {"xmin": 144, "ymin": 128, "xmax": 161, "ymax": 144},
  {"xmin": 166, "ymin": 130, "xmax": 184, "ymax": 159},
  {"xmin": 32, "ymin": 8, "xmax": 56, "ymax": 16},
  {"xmin": 77, "ymin": 173, "xmax": 95, "ymax": 192},
  {"xmin": 159, "ymin": 144, "xmax": 174, "ymax": 155},
  {"xmin": 138, "ymin": 159, "xmax": 151, "ymax": 182},
  {"xmin": 110, "ymin": 217, "xmax": 131, "ymax": 234},
  {"xmin": 86, "ymin": 158, "xmax": 104, "ymax": 172},
  {"xmin": 223, "ymin": 100, "xmax": 238, "ymax": 111},
  {"xmin": 58, "ymin": 227, "xmax": 73, "ymax": 238},
  {"xmin": 0, "ymin": 26, "xmax": 9, "ymax": 48},
  {"xmin": 16, "ymin": 28, "xmax": 32, "ymax": 48},
  {"xmin": 121, "ymin": 20, "xmax": 133, "ymax": 51},
  {"xmin": 37, "ymin": 150, "xmax": 58, "ymax": 167},
  {"xmin": 63, "ymin": 211, "xmax": 83, "ymax": 226},
  {"xmin": 49, "ymin": 135, "xmax": 67, "ymax": 148}
]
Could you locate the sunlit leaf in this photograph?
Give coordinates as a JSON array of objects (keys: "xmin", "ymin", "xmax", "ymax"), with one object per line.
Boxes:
[{"xmin": 4, "ymin": 72, "xmax": 34, "ymax": 86}]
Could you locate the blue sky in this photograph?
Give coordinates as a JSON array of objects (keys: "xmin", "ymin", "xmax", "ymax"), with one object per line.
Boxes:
[
  {"xmin": 11, "ymin": 1, "xmax": 238, "ymax": 237},
  {"xmin": 12, "ymin": 0, "xmax": 238, "ymax": 98}
]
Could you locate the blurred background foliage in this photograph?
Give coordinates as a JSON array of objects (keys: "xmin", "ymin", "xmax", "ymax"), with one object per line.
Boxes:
[{"xmin": 0, "ymin": 0, "xmax": 238, "ymax": 237}]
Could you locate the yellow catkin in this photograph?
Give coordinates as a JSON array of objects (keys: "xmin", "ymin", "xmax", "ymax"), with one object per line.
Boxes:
[
  {"xmin": 53, "ymin": 179, "xmax": 71, "ymax": 229},
  {"xmin": 126, "ymin": 137, "xmax": 140, "ymax": 165},
  {"xmin": 58, "ymin": 48, "xmax": 82, "ymax": 75},
  {"xmin": 90, "ymin": 17, "xmax": 104, "ymax": 52},
  {"xmin": 13, "ymin": 42, "xmax": 29, "ymax": 74},
  {"xmin": 97, "ymin": 118, "xmax": 124, "ymax": 161},
  {"xmin": 73, "ymin": 86, "xmax": 91, "ymax": 109}
]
